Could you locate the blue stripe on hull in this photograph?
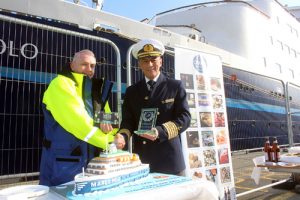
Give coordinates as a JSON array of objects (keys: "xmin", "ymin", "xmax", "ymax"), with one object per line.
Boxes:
[
  {"xmin": 226, "ymin": 98, "xmax": 286, "ymax": 114},
  {"xmin": 226, "ymin": 98, "xmax": 300, "ymax": 116},
  {"xmin": 4, "ymin": 65, "xmax": 300, "ymax": 116}
]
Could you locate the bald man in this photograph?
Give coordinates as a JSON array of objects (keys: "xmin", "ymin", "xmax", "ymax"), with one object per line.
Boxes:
[{"xmin": 39, "ymin": 50, "xmax": 124, "ymax": 186}]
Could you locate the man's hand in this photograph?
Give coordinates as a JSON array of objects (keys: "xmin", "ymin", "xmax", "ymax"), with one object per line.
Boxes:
[
  {"xmin": 100, "ymin": 123, "xmax": 113, "ymax": 133},
  {"xmin": 114, "ymin": 133, "xmax": 125, "ymax": 149},
  {"xmin": 139, "ymin": 128, "xmax": 159, "ymax": 141}
]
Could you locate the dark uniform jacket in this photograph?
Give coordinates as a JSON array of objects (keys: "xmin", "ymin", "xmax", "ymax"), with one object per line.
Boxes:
[{"xmin": 120, "ymin": 73, "xmax": 191, "ymax": 174}]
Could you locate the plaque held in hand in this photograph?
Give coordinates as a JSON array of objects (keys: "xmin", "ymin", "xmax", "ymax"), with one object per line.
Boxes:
[
  {"xmin": 134, "ymin": 108, "xmax": 158, "ymax": 135},
  {"xmin": 94, "ymin": 111, "xmax": 119, "ymax": 128}
]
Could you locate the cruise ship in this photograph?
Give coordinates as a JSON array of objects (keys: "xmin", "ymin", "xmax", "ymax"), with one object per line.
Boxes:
[
  {"xmin": 0, "ymin": 0, "xmax": 300, "ymax": 179},
  {"xmin": 153, "ymin": 0, "xmax": 300, "ymax": 150}
]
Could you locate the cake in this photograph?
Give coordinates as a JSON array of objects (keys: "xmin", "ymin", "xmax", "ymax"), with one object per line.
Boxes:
[
  {"xmin": 73, "ymin": 144, "xmax": 149, "ymax": 195},
  {"xmin": 65, "ymin": 144, "xmax": 191, "ymax": 199}
]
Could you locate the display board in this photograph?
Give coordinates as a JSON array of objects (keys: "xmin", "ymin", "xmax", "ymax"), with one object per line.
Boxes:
[{"xmin": 175, "ymin": 47, "xmax": 236, "ymax": 200}]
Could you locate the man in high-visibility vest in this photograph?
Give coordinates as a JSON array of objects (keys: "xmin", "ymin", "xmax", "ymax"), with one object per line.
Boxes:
[{"xmin": 39, "ymin": 49, "xmax": 125, "ymax": 186}]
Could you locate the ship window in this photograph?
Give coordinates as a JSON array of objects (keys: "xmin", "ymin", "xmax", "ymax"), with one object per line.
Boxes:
[
  {"xmin": 274, "ymin": 63, "xmax": 282, "ymax": 73},
  {"xmin": 269, "ymin": 36, "xmax": 274, "ymax": 45},
  {"xmin": 276, "ymin": 40, "xmax": 283, "ymax": 50},
  {"xmin": 291, "ymin": 49, "xmax": 297, "ymax": 58},
  {"xmin": 262, "ymin": 57, "xmax": 267, "ymax": 68},
  {"xmin": 289, "ymin": 69, "xmax": 294, "ymax": 79},
  {"xmin": 287, "ymin": 24, "xmax": 292, "ymax": 33},
  {"xmin": 292, "ymin": 28, "xmax": 298, "ymax": 37},
  {"xmin": 284, "ymin": 44, "xmax": 290, "ymax": 54}
]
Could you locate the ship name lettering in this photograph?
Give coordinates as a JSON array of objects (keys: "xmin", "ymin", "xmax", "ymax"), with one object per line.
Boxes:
[
  {"xmin": 0, "ymin": 39, "xmax": 38, "ymax": 59},
  {"xmin": 90, "ymin": 181, "xmax": 102, "ymax": 187}
]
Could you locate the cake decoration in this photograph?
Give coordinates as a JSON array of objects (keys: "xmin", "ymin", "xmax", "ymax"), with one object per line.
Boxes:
[{"xmin": 73, "ymin": 143, "xmax": 149, "ymax": 195}]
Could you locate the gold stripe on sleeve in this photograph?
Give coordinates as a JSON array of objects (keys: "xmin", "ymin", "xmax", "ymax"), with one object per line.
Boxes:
[{"xmin": 162, "ymin": 121, "xmax": 179, "ymax": 139}]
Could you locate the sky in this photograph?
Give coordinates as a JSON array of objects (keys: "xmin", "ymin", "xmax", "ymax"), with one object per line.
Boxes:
[{"xmin": 78, "ymin": 0, "xmax": 300, "ymax": 21}]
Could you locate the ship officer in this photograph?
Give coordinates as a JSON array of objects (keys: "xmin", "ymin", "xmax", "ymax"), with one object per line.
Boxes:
[{"xmin": 118, "ymin": 39, "xmax": 191, "ymax": 175}]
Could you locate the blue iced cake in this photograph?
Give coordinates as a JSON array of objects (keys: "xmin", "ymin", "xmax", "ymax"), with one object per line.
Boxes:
[{"xmin": 73, "ymin": 144, "xmax": 149, "ymax": 195}]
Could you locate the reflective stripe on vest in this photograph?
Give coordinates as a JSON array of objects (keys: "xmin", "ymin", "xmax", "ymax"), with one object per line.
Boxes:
[{"xmin": 84, "ymin": 127, "xmax": 98, "ymax": 142}]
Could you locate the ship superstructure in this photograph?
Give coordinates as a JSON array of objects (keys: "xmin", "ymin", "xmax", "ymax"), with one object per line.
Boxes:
[{"xmin": 155, "ymin": 0, "xmax": 300, "ymax": 83}]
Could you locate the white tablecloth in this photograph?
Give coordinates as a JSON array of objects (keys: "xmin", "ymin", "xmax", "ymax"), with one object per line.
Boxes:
[
  {"xmin": 45, "ymin": 178, "xmax": 218, "ymax": 200},
  {"xmin": 280, "ymin": 155, "xmax": 300, "ymax": 163},
  {"xmin": 1, "ymin": 176, "xmax": 219, "ymax": 200},
  {"xmin": 105, "ymin": 179, "xmax": 219, "ymax": 200},
  {"xmin": 252, "ymin": 155, "xmax": 300, "ymax": 185}
]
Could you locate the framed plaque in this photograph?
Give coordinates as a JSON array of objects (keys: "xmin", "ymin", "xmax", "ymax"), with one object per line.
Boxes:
[
  {"xmin": 134, "ymin": 108, "xmax": 158, "ymax": 135},
  {"xmin": 94, "ymin": 111, "xmax": 119, "ymax": 128}
]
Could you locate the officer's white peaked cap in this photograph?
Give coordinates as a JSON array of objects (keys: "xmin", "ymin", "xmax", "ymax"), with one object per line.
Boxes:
[{"xmin": 132, "ymin": 39, "xmax": 165, "ymax": 59}]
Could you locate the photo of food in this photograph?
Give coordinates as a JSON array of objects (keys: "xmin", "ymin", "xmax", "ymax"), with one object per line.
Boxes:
[
  {"xmin": 198, "ymin": 93, "xmax": 210, "ymax": 107},
  {"xmin": 212, "ymin": 94, "xmax": 223, "ymax": 109},
  {"xmin": 201, "ymin": 131, "xmax": 215, "ymax": 147},
  {"xmin": 220, "ymin": 166, "xmax": 232, "ymax": 183},
  {"xmin": 189, "ymin": 152, "xmax": 202, "ymax": 168},
  {"xmin": 193, "ymin": 170, "xmax": 203, "ymax": 179},
  {"xmin": 200, "ymin": 112, "xmax": 213, "ymax": 127},
  {"xmin": 205, "ymin": 168, "xmax": 218, "ymax": 183},
  {"xmin": 180, "ymin": 73, "xmax": 194, "ymax": 90},
  {"xmin": 218, "ymin": 148, "xmax": 229, "ymax": 164},
  {"xmin": 186, "ymin": 131, "xmax": 200, "ymax": 148},
  {"xmin": 190, "ymin": 111, "xmax": 198, "ymax": 128},
  {"xmin": 187, "ymin": 93, "xmax": 196, "ymax": 108},
  {"xmin": 196, "ymin": 74, "xmax": 206, "ymax": 90},
  {"xmin": 214, "ymin": 112, "xmax": 225, "ymax": 127},
  {"xmin": 203, "ymin": 149, "xmax": 217, "ymax": 166},
  {"xmin": 210, "ymin": 77, "xmax": 221, "ymax": 91},
  {"xmin": 216, "ymin": 129, "xmax": 228, "ymax": 145}
]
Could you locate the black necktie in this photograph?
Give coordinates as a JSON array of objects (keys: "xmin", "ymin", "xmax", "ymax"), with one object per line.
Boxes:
[{"xmin": 147, "ymin": 80, "xmax": 155, "ymax": 91}]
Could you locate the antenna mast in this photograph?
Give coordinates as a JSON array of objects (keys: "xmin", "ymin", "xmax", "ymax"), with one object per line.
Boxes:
[{"xmin": 92, "ymin": 0, "xmax": 104, "ymax": 10}]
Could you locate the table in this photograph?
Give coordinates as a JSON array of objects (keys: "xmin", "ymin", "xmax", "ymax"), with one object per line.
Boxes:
[
  {"xmin": 252, "ymin": 155, "xmax": 300, "ymax": 187},
  {"xmin": 257, "ymin": 162, "xmax": 300, "ymax": 173},
  {"xmin": 38, "ymin": 173, "xmax": 219, "ymax": 200}
]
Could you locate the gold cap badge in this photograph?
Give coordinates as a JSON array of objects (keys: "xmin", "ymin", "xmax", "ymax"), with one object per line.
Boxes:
[{"xmin": 143, "ymin": 44, "xmax": 154, "ymax": 52}]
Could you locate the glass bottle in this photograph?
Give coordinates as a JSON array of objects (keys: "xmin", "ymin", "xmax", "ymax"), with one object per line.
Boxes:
[
  {"xmin": 272, "ymin": 137, "xmax": 280, "ymax": 163},
  {"xmin": 227, "ymin": 187, "xmax": 231, "ymax": 200},
  {"xmin": 224, "ymin": 187, "xmax": 228, "ymax": 200},
  {"xmin": 263, "ymin": 137, "xmax": 271, "ymax": 162}
]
